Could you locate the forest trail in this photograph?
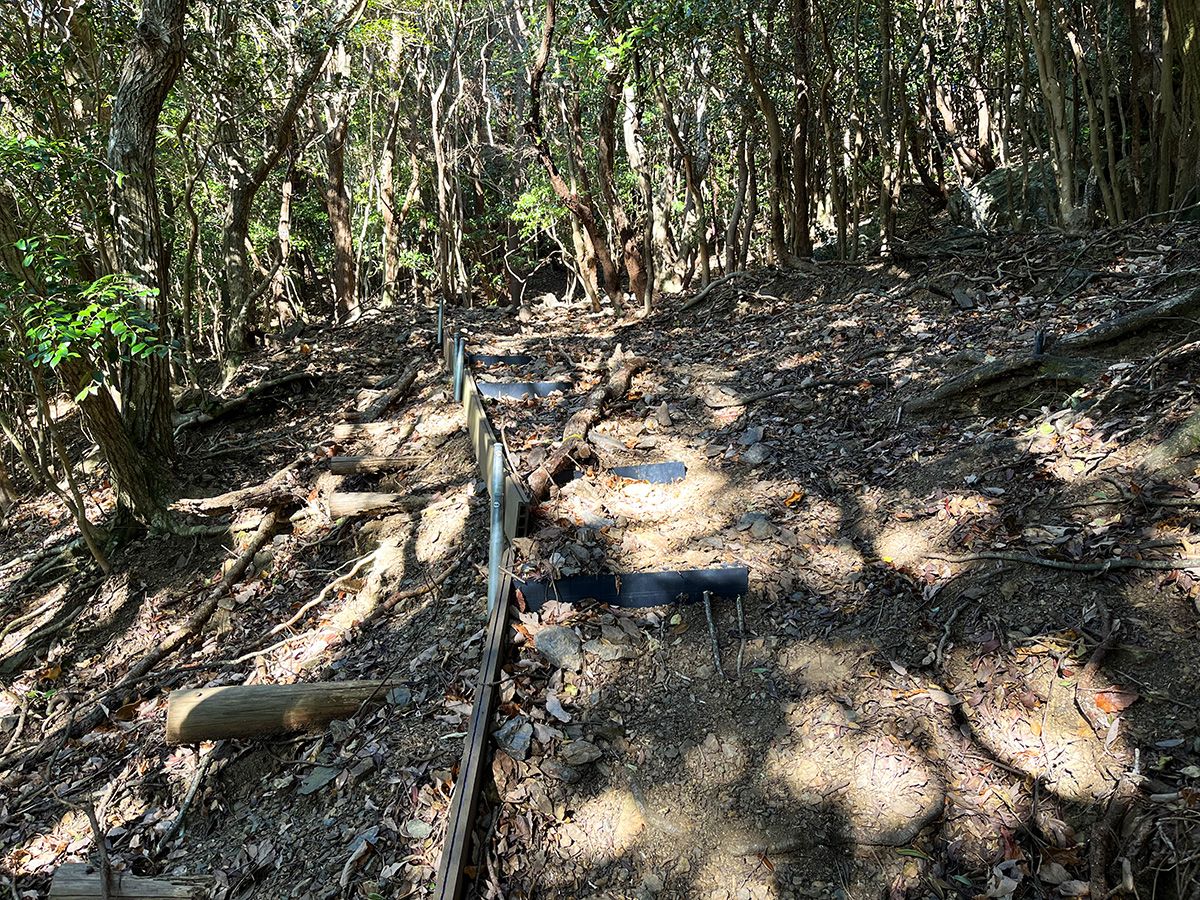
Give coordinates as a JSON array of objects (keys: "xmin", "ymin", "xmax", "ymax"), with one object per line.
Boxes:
[{"xmin": 4, "ymin": 224, "xmax": 1200, "ymax": 900}]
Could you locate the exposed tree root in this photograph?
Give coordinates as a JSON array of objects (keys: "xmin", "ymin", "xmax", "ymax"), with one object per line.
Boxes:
[
  {"xmin": 926, "ymin": 550, "xmax": 1200, "ymax": 573},
  {"xmin": 0, "ymin": 508, "xmax": 283, "ymax": 775},
  {"xmin": 173, "ymin": 370, "xmax": 320, "ymax": 431},
  {"xmin": 680, "ymin": 270, "xmax": 754, "ymax": 311},
  {"xmin": 906, "ymin": 287, "xmax": 1200, "ymax": 412},
  {"xmin": 170, "ymin": 446, "xmax": 322, "ymax": 516},
  {"xmin": 1144, "ymin": 407, "xmax": 1200, "ymax": 472},
  {"xmin": 527, "ymin": 349, "xmax": 647, "ymax": 502}
]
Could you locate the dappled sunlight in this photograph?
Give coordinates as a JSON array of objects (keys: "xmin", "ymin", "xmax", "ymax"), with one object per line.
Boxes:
[{"xmin": 947, "ymin": 641, "xmax": 1136, "ymax": 804}]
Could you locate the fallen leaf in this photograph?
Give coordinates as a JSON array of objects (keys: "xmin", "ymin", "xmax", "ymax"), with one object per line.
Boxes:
[{"xmin": 1094, "ymin": 688, "xmax": 1138, "ymax": 713}]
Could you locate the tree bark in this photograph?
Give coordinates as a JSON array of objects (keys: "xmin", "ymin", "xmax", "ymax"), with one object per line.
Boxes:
[
  {"xmin": 525, "ymin": 0, "xmax": 622, "ymax": 310},
  {"xmin": 89, "ymin": 0, "xmax": 190, "ymax": 525}
]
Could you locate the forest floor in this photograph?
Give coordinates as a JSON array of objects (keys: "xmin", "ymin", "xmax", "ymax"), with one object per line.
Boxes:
[{"xmin": 3, "ymin": 221, "xmax": 1200, "ymax": 900}]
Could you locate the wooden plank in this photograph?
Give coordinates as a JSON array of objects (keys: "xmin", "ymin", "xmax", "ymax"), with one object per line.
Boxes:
[
  {"xmin": 433, "ymin": 550, "xmax": 514, "ymax": 900},
  {"xmin": 166, "ymin": 681, "xmax": 389, "ymax": 743},
  {"xmin": 50, "ymin": 864, "xmax": 208, "ymax": 898}
]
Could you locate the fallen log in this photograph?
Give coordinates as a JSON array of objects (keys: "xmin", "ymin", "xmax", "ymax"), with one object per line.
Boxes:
[
  {"xmin": 906, "ymin": 287, "xmax": 1200, "ymax": 412},
  {"xmin": 528, "ymin": 350, "xmax": 647, "ymax": 502},
  {"xmin": 49, "ymin": 864, "xmax": 209, "ymax": 899},
  {"xmin": 173, "ymin": 371, "xmax": 319, "ymax": 431},
  {"xmin": 328, "ymin": 455, "xmax": 419, "ymax": 476},
  {"xmin": 358, "ymin": 360, "xmax": 421, "ymax": 423},
  {"xmin": 294, "ymin": 491, "xmax": 437, "ymax": 520},
  {"xmin": 332, "ymin": 419, "xmax": 417, "ymax": 442},
  {"xmin": 0, "ymin": 509, "xmax": 282, "ymax": 774},
  {"xmin": 166, "ymin": 681, "xmax": 390, "ymax": 742}
]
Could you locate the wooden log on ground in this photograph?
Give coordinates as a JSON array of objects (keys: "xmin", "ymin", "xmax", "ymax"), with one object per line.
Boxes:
[
  {"xmin": 167, "ymin": 681, "xmax": 388, "ymax": 742},
  {"xmin": 329, "ymin": 455, "xmax": 419, "ymax": 476},
  {"xmin": 528, "ymin": 350, "xmax": 647, "ymax": 502},
  {"xmin": 50, "ymin": 863, "xmax": 209, "ymax": 898},
  {"xmin": 0, "ymin": 510, "xmax": 283, "ymax": 773},
  {"xmin": 332, "ymin": 419, "xmax": 417, "ymax": 442},
  {"xmin": 358, "ymin": 360, "xmax": 421, "ymax": 423},
  {"xmin": 319, "ymin": 491, "xmax": 436, "ymax": 518}
]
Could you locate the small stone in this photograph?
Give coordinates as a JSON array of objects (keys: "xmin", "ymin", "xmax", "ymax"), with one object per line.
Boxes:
[
  {"xmin": 583, "ymin": 638, "xmax": 637, "ymax": 661},
  {"xmin": 749, "ymin": 517, "xmax": 774, "ymax": 540},
  {"xmin": 742, "ymin": 443, "xmax": 769, "ymax": 465},
  {"xmin": 541, "ymin": 760, "xmax": 582, "ymax": 783},
  {"xmin": 739, "ymin": 425, "xmax": 764, "ymax": 446},
  {"xmin": 535, "ymin": 626, "xmax": 584, "ymax": 671},
  {"xmin": 642, "ymin": 873, "xmax": 664, "ymax": 894},
  {"xmin": 559, "ymin": 740, "xmax": 602, "ymax": 766},
  {"xmin": 635, "ymin": 435, "xmax": 657, "ymax": 450},
  {"xmin": 494, "ymin": 716, "xmax": 533, "ymax": 760},
  {"xmin": 386, "ymin": 686, "xmax": 413, "ymax": 707},
  {"xmin": 404, "ymin": 820, "xmax": 432, "ymax": 839},
  {"xmin": 655, "ymin": 402, "xmax": 672, "ymax": 427}
]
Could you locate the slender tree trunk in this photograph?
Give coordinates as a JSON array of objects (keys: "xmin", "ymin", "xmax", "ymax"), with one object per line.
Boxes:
[
  {"xmin": 324, "ymin": 120, "xmax": 358, "ymax": 321},
  {"xmin": 790, "ymin": 0, "xmax": 813, "ymax": 257},
  {"xmin": 525, "ymin": 0, "xmax": 621, "ymax": 310},
  {"xmin": 91, "ymin": 0, "xmax": 191, "ymax": 525}
]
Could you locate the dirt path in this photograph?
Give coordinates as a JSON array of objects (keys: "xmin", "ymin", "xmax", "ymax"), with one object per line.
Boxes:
[
  {"xmin": 1, "ymin": 314, "xmax": 503, "ymax": 898},
  {"xmin": 452, "ymin": 228, "xmax": 1200, "ymax": 899},
  {"xmin": 3, "ymin": 225, "xmax": 1200, "ymax": 900}
]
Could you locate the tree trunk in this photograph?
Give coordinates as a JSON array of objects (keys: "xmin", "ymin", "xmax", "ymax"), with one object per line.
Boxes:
[
  {"xmin": 525, "ymin": 0, "xmax": 622, "ymax": 310},
  {"xmin": 790, "ymin": 0, "xmax": 813, "ymax": 257},
  {"xmin": 324, "ymin": 121, "xmax": 358, "ymax": 321},
  {"xmin": 91, "ymin": 0, "xmax": 190, "ymax": 525}
]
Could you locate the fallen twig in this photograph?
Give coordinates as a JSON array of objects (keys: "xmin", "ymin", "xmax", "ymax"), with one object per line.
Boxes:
[
  {"xmin": 926, "ymin": 550, "xmax": 1200, "ymax": 573},
  {"xmin": 0, "ymin": 509, "xmax": 283, "ymax": 773},
  {"xmin": 155, "ymin": 742, "xmax": 222, "ymax": 856},
  {"xmin": 703, "ymin": 590, "xmax": 725, "ymax": 679}
]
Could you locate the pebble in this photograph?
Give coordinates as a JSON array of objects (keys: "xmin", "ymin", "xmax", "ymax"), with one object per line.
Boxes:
[
  {"xmin": 655, "ymin": 402, "xmax": 672, "ymax": 427},
  {"xmin": 541, "ymin": 759, "xmax": 582, "ymax": 783},
  {"xmin": 739, "ymin": 425, "xmax": 764, "ymax": 445},
  {"xmin": 535, "ymin": 626, "xmax": 584, "ymax": 671},
  {"xmin": 494, "ymin": 716, "xmax": 534, "ymax": 760},
  {"xmin": 742, "ymin": 443, "xmax": 769, "ymax": 465},
  {"xmin": 559, "ymin": 740, "xmax": 602, "ymax": 766},
  {"xmin": 641, "ymin": 872, "xmax": 664, "ymax": 894}
]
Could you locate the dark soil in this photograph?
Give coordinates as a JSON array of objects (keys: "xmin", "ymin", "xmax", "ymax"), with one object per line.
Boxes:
[{"xmin": 3, "ymin": 223, "xmax": 1200, "ymax": 900}]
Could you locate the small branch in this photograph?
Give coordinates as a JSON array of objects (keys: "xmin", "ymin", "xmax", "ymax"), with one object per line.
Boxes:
[
  {"xmin": 926, "ymin": 551, "xmax": 1200, "ymax": 573},
  {"xmin": 155, "ymin": 742, "xmax": 222, "ymax": 856},
  {"xmin": 680, "ymin": 270, "xmax": 754, "ymax": 311},
  {"xmin": 703, "ymin": 590, "xmax": 724, "ymax": 679}
]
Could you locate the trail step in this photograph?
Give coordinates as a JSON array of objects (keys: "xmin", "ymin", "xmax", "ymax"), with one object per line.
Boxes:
[
  {"xmin": 514, "ymin": 566, "xmax": 749, "ymax": 611},
  {"xmin": 477, "ymin": 380, "xmax": 571, "ymax": 400},
  {"xmin": 570, "ymin": 461, "xmax": 687, "ymax": 484},
  {"xmin": 468, "ymin": 352, "xmax": 534, "ymax": 366}
]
